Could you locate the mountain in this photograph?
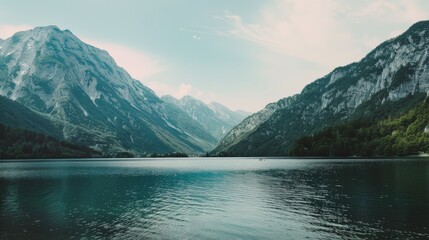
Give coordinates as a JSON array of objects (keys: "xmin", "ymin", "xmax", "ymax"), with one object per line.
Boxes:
[
  {"xmin": 213, "ymin": 20, "xmax": 429, "ymax": 156},
  {"xmin": 0, "ymin": 26, "xmax": 216, "ymax": 156},
  {"xmin": 161, "ymin": 95, "xmax": 250, "ymax": 140}
]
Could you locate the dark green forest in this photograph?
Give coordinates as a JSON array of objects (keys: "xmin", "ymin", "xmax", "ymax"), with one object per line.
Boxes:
[
  {"xmin": 0, "ymin": 123, "xmax": 100, "ymax": 159},
  {"xmin": 290, "ymin": 98, "xmax": 429, "ymax": 157}
]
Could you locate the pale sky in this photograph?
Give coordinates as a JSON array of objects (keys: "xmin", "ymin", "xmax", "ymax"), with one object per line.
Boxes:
[{"xmin": 1, "ymin": 0, "xmax": 429, "ymax": 112}]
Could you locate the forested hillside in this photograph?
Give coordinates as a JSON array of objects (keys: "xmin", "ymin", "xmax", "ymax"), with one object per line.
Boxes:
[
  {"xmin": 290, "ymin": 97, "xmax": 429, "ymax": 157},
  {"xmin": 0, "ymin": 124, "xmax": 100, "ymax": 159}
]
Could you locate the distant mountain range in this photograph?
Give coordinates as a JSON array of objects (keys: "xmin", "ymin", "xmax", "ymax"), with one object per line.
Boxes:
[
  {"xmin": 162, "ymin": 95, "xmax": 249, "ymax": 140},
  {"xmin": 0, "ymin": 26, "xmax": 247, "ymax": 157},
  {"xmin": 213, "ymin": 20, "xmax": 429, "ymax": 157}
]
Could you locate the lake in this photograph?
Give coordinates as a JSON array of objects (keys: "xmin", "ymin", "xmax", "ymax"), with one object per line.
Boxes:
[{"xmin": 0, "ymin": 158, "xmax": 428, "ymax": 239}]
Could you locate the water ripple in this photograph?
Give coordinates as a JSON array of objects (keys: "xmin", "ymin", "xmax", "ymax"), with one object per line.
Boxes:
[{"xmin": 0, "ymin": 158, "xmax": 428, "ymax": 239}]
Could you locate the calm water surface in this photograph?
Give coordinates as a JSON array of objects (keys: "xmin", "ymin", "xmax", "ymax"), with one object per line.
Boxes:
[{"xmin": 0, "ymin": 158, "xmax": 428, "ymax": 239}]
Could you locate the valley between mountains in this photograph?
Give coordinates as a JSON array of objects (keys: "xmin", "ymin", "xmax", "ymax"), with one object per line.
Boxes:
[{"xmin": 2, "ymin": 21, "xmax": 429, "ymax": 158}]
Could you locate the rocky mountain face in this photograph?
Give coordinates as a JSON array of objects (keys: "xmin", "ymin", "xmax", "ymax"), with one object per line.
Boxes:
[
  {"xmin": 0, "ymin": 26, "xmax": 217, "ymax": 156},
  {"xmin": 213, "ymin": 20, "xmax": 429, "ymax": 156},
  {"xmin": 162, "ymin": 95, "xmax": 250, "ymax": 140}
]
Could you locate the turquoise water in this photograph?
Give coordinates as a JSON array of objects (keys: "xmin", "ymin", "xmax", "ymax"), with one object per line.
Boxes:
[{"xmin": 0, "ymin": 158, "xmax": 428, "ymax": 239}]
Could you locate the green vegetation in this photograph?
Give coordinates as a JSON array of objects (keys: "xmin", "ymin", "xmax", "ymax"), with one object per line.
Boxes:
[
  {"xmin": 147, "ymin": 152, "xmax": 189, "ymax": 158},
  {"xmin": 115, "ymin": 152, "xmax": 135, "ymax": 158},
  {"xmin": 0, "ymin": 123, "xmax": 100, "ymax": 159},
  {"xmin": 290, "ymin": 98, "xmax": 429, "ymax": 157},
  {"xmin": 0, "ymin": 95, "xmax": 63, "ymax": 139}
]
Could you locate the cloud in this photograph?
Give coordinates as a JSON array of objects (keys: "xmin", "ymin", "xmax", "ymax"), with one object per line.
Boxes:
[
  {"xmin": 180, "ymin": 27, "xmax": 212, "ymax": 38},
  {"xmin": 351, "ymin": 0, "xmax": 429, "ymax": 42},
  {"xmin": 152, "ymin": 82, "xmax": 204, "ymax": 99},
  {"xmin": 177, "ymin": 83, "xmax": 205, "ymax": 99},
  {"xmin": 352, "ymin": 0, "xmax": 427, "ymax": 23},
  {"xmin": 146, "ymin": 81, "xmax": 216, "ymax": 103},
  {"xmin": 218, "ymin": 0, "xmax": 363, "ymax": 69},
  {"xmin": 83, "ymin": 39, "xmax": 165, "ymax": 81},
  {"xmin": 217, "ymin": 0, "xmax": 429, "ymax": 69},
  {"xmin": 0, "ymin": 24, "xmax": 33, "ymax": 39}
]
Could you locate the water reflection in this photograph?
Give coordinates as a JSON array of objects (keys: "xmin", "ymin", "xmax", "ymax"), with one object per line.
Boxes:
[
  {"xmin": 0, "ymin": 159, "xmax": 428, "ymax": 239},
  {"xmin": 257, "ymin": 160, "xmax": 429, "ymax": 239}
]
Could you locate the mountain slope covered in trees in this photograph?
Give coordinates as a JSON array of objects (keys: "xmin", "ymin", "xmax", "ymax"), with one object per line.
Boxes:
[{"xmin": 290, "ymin": 95, "xmax": 429, "ymax": 157}]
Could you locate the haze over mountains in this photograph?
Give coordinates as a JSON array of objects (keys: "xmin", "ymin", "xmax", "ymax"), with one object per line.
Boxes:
[{"xmin": 2, "ymin": 21, "xmax": 429, "ymax": 158}]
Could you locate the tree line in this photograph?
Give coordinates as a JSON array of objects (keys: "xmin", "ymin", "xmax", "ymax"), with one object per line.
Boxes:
[{"xmin": 0, "ymin": 123, "xmax": 100, "ymax": 159}]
